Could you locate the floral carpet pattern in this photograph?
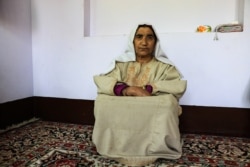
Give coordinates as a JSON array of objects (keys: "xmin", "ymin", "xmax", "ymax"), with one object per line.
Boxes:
[{"xmin": 0, "ymin": 120, "xmax": 249, "ymax": 167}]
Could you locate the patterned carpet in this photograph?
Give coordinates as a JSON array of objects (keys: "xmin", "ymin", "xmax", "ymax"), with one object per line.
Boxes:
[{"xmin": 0, "ymin": 120, "xmax": 249, "ymax": 167}]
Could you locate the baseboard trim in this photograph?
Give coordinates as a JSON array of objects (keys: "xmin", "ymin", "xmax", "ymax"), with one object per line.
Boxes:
[
  {"xmin": 1, "ymin": 97, "xmax": 249, "ymax": 137},
  {"xmin": 0, "ymin": 97, "xmax": 34, "ymax": 129},
  {"xmin": 179, "ymin": 105, "xmax": 250, "ymax": 137},
  {"xmin": 33, "ymin": 96, "xmax": 95, "ymax": 125}
]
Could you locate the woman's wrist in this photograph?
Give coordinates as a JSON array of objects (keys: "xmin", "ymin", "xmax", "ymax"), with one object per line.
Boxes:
[
  {"xmin": 122, "ymin": 87, "xmax": 128, "ymax": 96},
  {"xmin": 114, "ymin": 83, "xmax": 152, "ymax": 96}
]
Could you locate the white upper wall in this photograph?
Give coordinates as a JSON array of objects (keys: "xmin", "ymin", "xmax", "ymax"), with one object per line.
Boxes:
[
  {"xmin": 89, "ymin": 0, "xmax": 239, "ymax": 36},
  {"xmin": 29, "ymin": 0, "xmax": 249, "ymax": 108},
  {"xmin": 0, "ymin": 0, "xmax": 33, "ymax": 103}
]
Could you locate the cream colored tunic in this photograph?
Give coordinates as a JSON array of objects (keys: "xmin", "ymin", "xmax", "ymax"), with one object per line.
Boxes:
[
  {"xmin": 93, "ymin": 58, "xmax": 187, "ymax": 166},
  {"xmin": 94, "ymin": 58, "xmax": 186, "ymax": 99}
]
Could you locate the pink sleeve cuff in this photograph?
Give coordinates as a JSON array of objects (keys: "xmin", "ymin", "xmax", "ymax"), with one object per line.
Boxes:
[
  {"xmin": 145, "ymin": 85, "xmax": 153, "ymax": 93},
  {"xmin": 114, "ymin": 83, "xmax": 128, "ymax": 96}
]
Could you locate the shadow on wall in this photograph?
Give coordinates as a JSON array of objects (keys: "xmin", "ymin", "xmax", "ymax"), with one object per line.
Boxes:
[
  {"xmin": 0, "ymin": 0, "xmax": 31, "ymax": 37},
  {"xmin": 243, "ymin": 77, "xmax": 250, "ymax": 107},
  {"xmin": 244, "ymin": 78, "xmax": 250, "ymax": 139}
]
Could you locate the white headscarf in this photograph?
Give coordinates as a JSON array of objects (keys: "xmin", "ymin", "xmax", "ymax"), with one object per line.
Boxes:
[{"xmin": 101, "ymin": 24, "xmax": 181, "ymax": 75}]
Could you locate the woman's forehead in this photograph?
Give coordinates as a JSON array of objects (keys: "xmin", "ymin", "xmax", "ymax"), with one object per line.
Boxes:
[{"xmin": 135, "ymin": 27, "xmax": 154, "ymax": 35}]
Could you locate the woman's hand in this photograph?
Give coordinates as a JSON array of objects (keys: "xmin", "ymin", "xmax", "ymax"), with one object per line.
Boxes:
[{"xmin": 122, "ymin": 86, "xmax": 151, "ymax": 96}]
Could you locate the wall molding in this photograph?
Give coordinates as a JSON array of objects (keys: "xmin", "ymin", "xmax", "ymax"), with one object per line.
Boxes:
[{"xmin": 1, "ymin": 97, "xmax": 249, "ymax": 137}]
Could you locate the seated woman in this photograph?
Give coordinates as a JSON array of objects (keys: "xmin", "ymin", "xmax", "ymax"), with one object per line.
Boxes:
[{"xmin": 92, "ymin": 24, "xmax": 187, "ymax": 166}]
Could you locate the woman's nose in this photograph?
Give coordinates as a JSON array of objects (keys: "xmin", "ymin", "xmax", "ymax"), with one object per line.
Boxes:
[{"xmin": 141, "ymin": 37, "xmax": 147, "ymax": 45}]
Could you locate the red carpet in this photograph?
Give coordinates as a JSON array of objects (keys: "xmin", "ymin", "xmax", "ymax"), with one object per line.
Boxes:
[{"xmin": 0, "ymin": 120, "xmax": 249, "ymax": 166}]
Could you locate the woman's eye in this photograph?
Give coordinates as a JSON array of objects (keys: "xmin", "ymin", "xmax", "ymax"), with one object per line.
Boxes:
[
  {"xmin": 135, "ymin": 35, "xmax": 143, "ymax": 39},
  {"xmin": 147, "ymin": 35, "xmax": 154, "ymax": 40}
]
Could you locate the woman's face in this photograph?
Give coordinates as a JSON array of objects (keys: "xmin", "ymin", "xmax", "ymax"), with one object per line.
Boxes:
[{"xmin": 133, "ymin": 26, "xmax": 156, "ymax": 58}]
